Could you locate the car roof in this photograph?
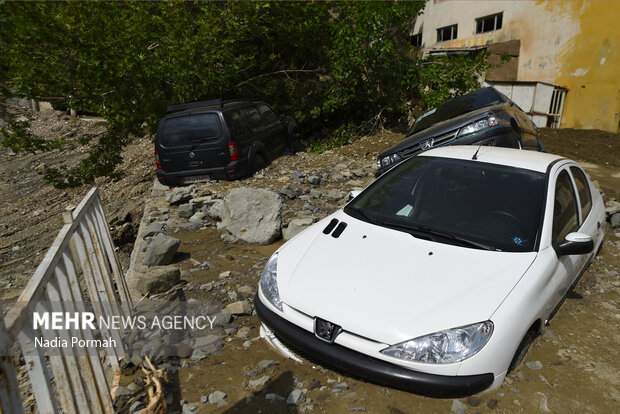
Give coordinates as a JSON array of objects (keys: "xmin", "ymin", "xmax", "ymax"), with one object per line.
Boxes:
[{"xmin": 420, "ymin": 146, "xmax": 565, "ymax": 173}]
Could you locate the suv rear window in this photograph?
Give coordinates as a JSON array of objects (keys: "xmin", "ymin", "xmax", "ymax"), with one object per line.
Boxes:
[{"xmin": 160, "ymin": 113, "xmax": 222, "ymax": 147}]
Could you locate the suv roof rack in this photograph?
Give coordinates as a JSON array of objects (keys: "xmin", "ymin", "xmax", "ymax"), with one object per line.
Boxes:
[{"xmin": 166, "ymin": 97, "xmax": 258, "ymax": 114}]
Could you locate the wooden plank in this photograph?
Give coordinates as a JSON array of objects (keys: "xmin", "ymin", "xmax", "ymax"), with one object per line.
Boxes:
[
  {"xmin": 61, "ymin": 251, "xmax": 114, "ymax": 414},
  {"xmin": 0, "ymin": 303, "xmax": 24, "ymax": 414}
]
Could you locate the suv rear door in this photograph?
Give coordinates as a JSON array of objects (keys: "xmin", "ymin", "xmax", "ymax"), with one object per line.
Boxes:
[
  {"xmin": 257, "ymin": 103, "xmax": 287, "ymax": 157},
  {"xmin": 157, "ymin": 111, "xmax": 229, "ymax": 172}
]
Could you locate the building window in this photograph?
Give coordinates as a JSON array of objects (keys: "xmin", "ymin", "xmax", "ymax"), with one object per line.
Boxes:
[
  {"xmin": 476, "ymin": 12, "xmax": 503, "ymax": 34},
  {"xmin": 410, "ymin": 33, "xmax": 422, "ymax": 48},
  {"xmin": 436, "ymin": 24, "xmax": 458, "ymax": 42}
]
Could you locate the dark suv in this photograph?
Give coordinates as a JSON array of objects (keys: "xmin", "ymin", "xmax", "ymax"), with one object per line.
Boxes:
[
  {"xmin": 376, "ymin": 87, "xmax": 543, "ymax": 176},
  {"xmin": 155, "ymin": 98, "xmax": 299, "ymax": 186}
]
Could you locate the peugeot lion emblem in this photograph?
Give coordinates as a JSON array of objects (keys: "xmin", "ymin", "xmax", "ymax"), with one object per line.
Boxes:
[
  {"xmin": 420, "ymin": 138, "xmax": 434, "ymax": 151},
  {"xmin": 315, "ymin": 318, "xmax": 342, "ymax": 343},
  {"xmin": 189, "ymin": 151, "xmax": 196, "ymax": 159}
]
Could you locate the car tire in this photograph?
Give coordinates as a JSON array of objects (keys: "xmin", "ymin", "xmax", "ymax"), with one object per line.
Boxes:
[
  {"xmin": 508, "ymin": 330, "xmax": 537, "ymax": 373},
  {"xmin": 253, "ymin": 153, "xmax": 267, "ymax": 173}
]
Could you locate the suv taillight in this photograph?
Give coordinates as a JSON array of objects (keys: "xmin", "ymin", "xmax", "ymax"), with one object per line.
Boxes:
[
  {"xmin": 229, "ymin": 142, "xmax": 239, "ymax": 161},
  {"xmin": 155, "ymin": 149, "xmax": 162, "ymax": 169}
]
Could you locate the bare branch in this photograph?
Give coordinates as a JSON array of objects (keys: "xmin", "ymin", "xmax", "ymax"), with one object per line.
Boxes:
[{"xmin": 235, "ymin": 69, "xmax": 322, "ymax": 87}]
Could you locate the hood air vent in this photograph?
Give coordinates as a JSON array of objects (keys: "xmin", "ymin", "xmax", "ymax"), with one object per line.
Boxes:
[
  {"xmin": 323, "ymin": 218, "xmax": 339, "ymax": 234},
  {"xmin": 331, "ymin": 222, "xmax": 348, "ymax": 238}
]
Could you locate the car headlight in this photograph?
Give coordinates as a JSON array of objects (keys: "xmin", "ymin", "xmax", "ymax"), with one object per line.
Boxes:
[
  {"xmin": 458, "ymin": 116, "xmax": 499, "ymax": 137},
  {"xmin": 381, "ymin": 321, "xmax": 493, "ymax": 364},
  {"xmin": 259, "ymin": 253, "xmax": 282, "ymax": 311},
  {"xmin": 379, "ymin": 153, "xmax": 402, "ymax": 168}
]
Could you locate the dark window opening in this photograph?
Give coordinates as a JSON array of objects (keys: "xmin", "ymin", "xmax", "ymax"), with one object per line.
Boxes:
[
  {"xmin": 436, "ymin": 24, "xmax": 458, "ymax": 42},
  {"xmin": 245, "ymin": 106, "xmax": 262, "ymax": 130},
  {"xmin": 258, "ymin": 103, "xmax": 278, "ymax": 125},
  {"xmin": 410, "ymin": 33, "xmax": 422, "ymax": 48},
  {"xmin": 476, "ymin": 12, "xmax": 503, "ymax": 34}
]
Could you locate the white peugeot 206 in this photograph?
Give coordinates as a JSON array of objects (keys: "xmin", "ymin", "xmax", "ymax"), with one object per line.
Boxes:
[{"xmin": 255, "ymin": 146, "xmax": 606, "ymax": 397}]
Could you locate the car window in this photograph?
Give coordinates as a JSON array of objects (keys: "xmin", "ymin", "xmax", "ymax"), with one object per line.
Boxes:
[
  {"xmin": 570, "ymin": 167, "xmax": 592, "ymax": 222},
  {"xmin": 552, "ymin": 170, "xmax": 579, "ymax": 244},
  {"xmin": 345, "ymin": 156, "xmax": 546, "ymax": 252},
  {"xmin": 160, "ymin": 113, "xmax": 222, "ymax": 147},
  {"xmin": 410, "ymin": 88, "xmax": 505, "ymax": 134},
  {"xmin": 258, "ymin": 103, "xmax": 278, "ymax": 125},
  {"xmin": 224, "ymin": 109, "xmax": 247, "ymax": 138},
  {"xmin": 245, "ymin": 106, "xmax": 263, "ymax": 130}
]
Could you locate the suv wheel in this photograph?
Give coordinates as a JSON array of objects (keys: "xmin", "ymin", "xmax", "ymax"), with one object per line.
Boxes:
[{"xmin": 253, "ymin": 154, "xmax": 267, "ymax": 173}]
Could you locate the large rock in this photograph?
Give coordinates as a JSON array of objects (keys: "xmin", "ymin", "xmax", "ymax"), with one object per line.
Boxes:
[
  {"xmin": 166, "ymin": 187, "xmax": 194, "ymax": 205},
  {"xmin": 178, "ymin": 203, "xmax": 196, "ymax": 218},
  {"xmin": 129, "ymin": 265, "xmax": 180, "ymax": 296},
  {"xmin": 214, "ymin": 188, "xmax": 282, "ymax": 244},
  {"xmin": 144, "ymin": 234, "xmax": 181, "ymax": 266},
  {"xmin": 282, "ymin": 218, "xmax": 313, "ymax": 240}
]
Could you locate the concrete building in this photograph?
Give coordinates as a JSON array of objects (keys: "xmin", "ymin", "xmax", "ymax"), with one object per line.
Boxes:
[{"xmin": 411, "ymin": 0, "xmax": 620, "ymax": 132}]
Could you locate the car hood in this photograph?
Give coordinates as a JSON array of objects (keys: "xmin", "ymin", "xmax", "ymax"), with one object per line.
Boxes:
[
  {"xmin": 379, "ymin": 105, "xmax": 506, "ymax": 158},
  {"xmin": 277, "ymin": 211, "xmax": 536, "ymax": 345}
]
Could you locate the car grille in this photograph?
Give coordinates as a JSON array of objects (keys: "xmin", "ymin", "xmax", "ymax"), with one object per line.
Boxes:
[{"xmin": 399, "ymin": 129, "xmax": 459, "ymax": 158}]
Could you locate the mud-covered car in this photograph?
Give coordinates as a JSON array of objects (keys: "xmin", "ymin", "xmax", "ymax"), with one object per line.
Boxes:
[
  {"xmin": 256, "ymin": 146, "xmax": 605, "ymax": 397},
  {"xmin": 376, "ymin": 87, "xmax": 543, "ymax": 176},
  {"xmin": 155, "ymin": 97, "xmax": 299, "ymax": 186}
]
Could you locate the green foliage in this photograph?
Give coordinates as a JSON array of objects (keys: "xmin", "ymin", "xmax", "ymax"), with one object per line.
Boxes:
[
  {"xmin": 415, "ymin": 51, "xmax": 492, "ymax": 109},
  {"xmin": 309, "ymin": 122, "xmax": 356, "ymax": 153},
  {"xmin": 0, "ymin": 118, "xmax": 63, "ymax": 153},
  {"xmin": 0, "ymin": 2, "xmax": 493, "ymax": 186}
]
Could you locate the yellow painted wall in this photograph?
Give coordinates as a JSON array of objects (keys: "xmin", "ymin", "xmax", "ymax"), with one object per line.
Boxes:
[
  {"xmin": 415, "ymin": 0, "xmax": 620, "ymax": 132},
  {"xmin": 546, "ymin": 1, "xmax": 620, "ymax": 131}
]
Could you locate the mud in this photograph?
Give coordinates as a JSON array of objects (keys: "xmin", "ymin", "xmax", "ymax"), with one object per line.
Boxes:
[{"xmin": 1, "ymin": 101, "xmax": 619, "ymax": 412}]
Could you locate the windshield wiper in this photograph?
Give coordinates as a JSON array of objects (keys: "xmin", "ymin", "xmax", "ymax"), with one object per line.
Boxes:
[
  {"xmin": 379, "ymin": 220, "xmax": 495, "ymax": 251},
  {"xmin": 189, "ymin": 137, "xmax": 211, "ymax": 149}
]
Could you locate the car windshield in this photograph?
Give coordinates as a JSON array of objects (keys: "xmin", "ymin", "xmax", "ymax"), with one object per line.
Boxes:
[
  {"xmin": 409, "ymin": 88, "xmax": 505, "ymax": 134},
  {"xmin": 160, "ymin": 113, "xmax": 222, "ymax": 147},
  {"xmin": 344, "ymin": 156, "xmax": 545, "ymax": 252}
]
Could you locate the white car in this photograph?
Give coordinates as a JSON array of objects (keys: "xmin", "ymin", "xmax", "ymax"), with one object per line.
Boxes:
[{"xmin": 255, "ymin": 146, "xmax": 606, "ymax": 397}]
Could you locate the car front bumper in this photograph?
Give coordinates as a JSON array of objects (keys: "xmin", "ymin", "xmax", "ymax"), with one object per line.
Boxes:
[{"xmin": 254, "ymin": 295, "xmax": 494, "ymax": 397}]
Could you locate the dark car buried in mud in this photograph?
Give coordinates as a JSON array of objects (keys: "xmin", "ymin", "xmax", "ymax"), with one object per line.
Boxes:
[
  {"xmin": 155, "ymin": 97, "xmax": 299, "ymax": 186},
  {"xmin": 376, "ymin": 87, "xmax": 543, "ymax": 176}
]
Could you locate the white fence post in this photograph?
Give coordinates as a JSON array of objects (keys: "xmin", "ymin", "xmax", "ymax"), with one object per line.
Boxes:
[{"xmin": 2, "ymin": 187, "xmax": 132, "ymax": 414}]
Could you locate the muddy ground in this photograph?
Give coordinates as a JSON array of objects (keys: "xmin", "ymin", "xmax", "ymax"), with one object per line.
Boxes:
[{"xmin": 1, "ymin": 103, "xmax": 619, "ymax": 413}]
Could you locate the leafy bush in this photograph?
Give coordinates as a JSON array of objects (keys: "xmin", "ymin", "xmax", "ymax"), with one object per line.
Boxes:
[{"xmin": 0, "ymin": 2, "xmax": 492, "ymax": 187}]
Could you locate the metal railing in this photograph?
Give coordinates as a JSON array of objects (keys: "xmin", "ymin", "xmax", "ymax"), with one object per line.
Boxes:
[{"xmin": 0, "ymin": 187, "xmax": 133, "ymax": 414}]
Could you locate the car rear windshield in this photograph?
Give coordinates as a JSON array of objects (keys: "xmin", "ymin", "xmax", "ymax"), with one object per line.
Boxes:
[
  {"xmin": 159, "ymin": 113, "xmax": 222, "ymax": 147},
  {"xmin": 345, "ymin": 156, "xmax": 546, "ymax": 252},
  {"xmin": 410, "ymin": 88, "xmax": 505, "ymax": 134}
]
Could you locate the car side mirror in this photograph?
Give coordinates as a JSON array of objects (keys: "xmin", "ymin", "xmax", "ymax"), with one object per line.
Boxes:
[
  {"xmin": 349, "ymin": 190, "xmax": 361, "ymax": 201},
  {"xmin": 557, "ymin": 232, "xmax": 594, "ymax": 256}
]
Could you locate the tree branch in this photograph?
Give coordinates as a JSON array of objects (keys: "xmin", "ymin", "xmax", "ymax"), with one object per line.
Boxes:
[{"xmin": 235, "ymin": 69, "xmax": 322, "ymax": 87}]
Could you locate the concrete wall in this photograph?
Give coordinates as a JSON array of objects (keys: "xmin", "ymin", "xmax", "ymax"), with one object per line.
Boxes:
[{"xmin": 413, "ymin": 0, "xmax": 620, "ymax": 132}]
